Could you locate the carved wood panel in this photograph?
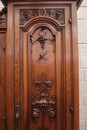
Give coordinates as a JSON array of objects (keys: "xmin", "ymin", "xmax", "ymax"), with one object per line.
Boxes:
[
  {"xmin": 20, "ymin": 8, "xmax": 65, "ymax": 25},
  {"xmin": 14, "ymin": 4, "xmax": 74, "ymax": 130},
  {"xmin": 30, "ymin": 26, "xmax": 56, "ymax": 130},
  {"xmin": 18, "ymin": 19, "xmax": 63, "ymax": 130}
]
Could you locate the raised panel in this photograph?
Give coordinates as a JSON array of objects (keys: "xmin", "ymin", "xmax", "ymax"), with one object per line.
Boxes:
[
  {"xmin": 21, "ymin": 23, "xmax": 63, "ymax": 130},
  {"xmin": 2, "ymin": 2, "xmax": 79, "ymax": 130},
  {"xmin": 13, "ymin": 3, "xmax": 74, "ymax": 130}
]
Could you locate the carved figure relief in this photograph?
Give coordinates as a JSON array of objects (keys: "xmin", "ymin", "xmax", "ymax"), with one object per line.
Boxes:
[
  {"xmin": 32, "ymin": 73, "xmax": 56, "ymax": 130},
  {"xmin": 20, "ymin": 8, "xmax": 65, "ymax": 25}
]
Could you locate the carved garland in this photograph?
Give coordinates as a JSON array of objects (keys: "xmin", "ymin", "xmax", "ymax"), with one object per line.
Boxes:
[
  {"xmin": 32, "ymin": 73, "xmax": 56, "ymax": 130},
  {"xmin": 30, "ymin": 27, "xmax": 55, "ymax": 51},
  {"xmin": 20, "ymin": 8, "xmax": 65, "ymax": 25}
]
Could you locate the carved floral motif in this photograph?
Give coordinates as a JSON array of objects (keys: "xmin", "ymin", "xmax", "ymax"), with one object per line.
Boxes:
[
  {"xmin": 30, "ymin": 27, "xmax": 55, "ymax": 52},
  {"xmin": 32, "ymin": 73, "xmax": 56, "ymax": 126},
  {"xmin": 20, "ymin": 8, "xmax": 65, "ymax": 25},
  {"xmin": 46, "ymin": 9, "xmax": 64, "ymax": 23}
]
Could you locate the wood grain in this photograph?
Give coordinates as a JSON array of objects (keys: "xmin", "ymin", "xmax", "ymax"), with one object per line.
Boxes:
[{"xmin": 0, "ymin": 1, "xmax": 79, "ymax": 130}]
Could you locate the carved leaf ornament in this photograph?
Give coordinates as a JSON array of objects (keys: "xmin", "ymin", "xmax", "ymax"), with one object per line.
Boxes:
[
  {"xmin": 32, "ymin": 73, "xmax": 56, "ymax": 122},
  {"xmin": 20, "ymin": 9, "xmax": 65, "ymax": 25}
]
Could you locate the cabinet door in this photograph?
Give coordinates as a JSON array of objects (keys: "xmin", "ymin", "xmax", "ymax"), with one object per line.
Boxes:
[
  {"xmin": 0, "ymin": 31, "xmax": 6, "ymax": 130},
  {"xmin": 13, "ymin": 3, "xmax": 76, "ymax": 130}
]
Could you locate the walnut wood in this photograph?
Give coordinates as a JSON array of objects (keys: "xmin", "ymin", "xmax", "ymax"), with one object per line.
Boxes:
[
  {"xmin": 0, "ymin": 1, "xmax": 80, "ymax": 130},
  {"xmin": 0, "ymin": 19, "xmax": 7, "ymax": 130},
  {"xmin": 0, "ymin": 6, "xmax": 7, "ymax": 129}
]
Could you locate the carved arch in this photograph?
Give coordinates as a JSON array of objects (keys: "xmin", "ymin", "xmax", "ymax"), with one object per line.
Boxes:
[
  {"xmin": 20, "ymin": 15, "xmax": 65, "ymax": 130},
  {"xmin": 20, "ymin": 17, "xmax": 65, "ymax": 53},
  {"xmin": 28, "ymin": 23, "xmax": 57, "ymax": 36},
  {"xmin": 28, "ymin": 24, "xmax": 56, "ymax": 51},
  {"xmin": 20, "ymin": 16, "xmax": 65, "ymax": 32}
]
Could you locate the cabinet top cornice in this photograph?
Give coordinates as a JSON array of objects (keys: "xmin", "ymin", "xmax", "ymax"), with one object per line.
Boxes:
[{"xmin": 1, "ymin": 0, "xmax": 83, "ymax": 9}]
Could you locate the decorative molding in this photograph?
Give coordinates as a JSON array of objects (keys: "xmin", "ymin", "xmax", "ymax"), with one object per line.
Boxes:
[
  {"xmin": 0, "ymin": 7, "xmax": 7, "ymax": 25},
  {"xmin": 20, "ymin": 8, "xmax": 65, "ymax": 25},
  {"xmin": 1, "ymin": 0, "xmax": 83, "ymax": 9},
  {"xmin": 32, "ymin": 73, "xmax": 56, "ymax": 130}
]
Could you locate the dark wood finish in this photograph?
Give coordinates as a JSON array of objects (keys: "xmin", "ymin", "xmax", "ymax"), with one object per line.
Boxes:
[
  {"xmin": 6, "ymin": 3, "xmax": 15, "ymax": 130},
  {"xmin": 0, "ymin": 8, "xmax": 7, "ymax": 130},
  {"xmin": 0, "ymin": 1, "xmax": 81, "ymax": 130},
  {"xmin": 5, "ymin": 1, "xmax": 79, "ymax": 130}
]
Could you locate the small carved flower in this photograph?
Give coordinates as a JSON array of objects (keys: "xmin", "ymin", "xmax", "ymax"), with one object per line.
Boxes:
[
  {"xmin": 22, "ymin": 11, "xmax": 31, "ymax": 21},
  {"xmin": 53, "ymin": 10, "xmax": 63, "ymax": 20}
]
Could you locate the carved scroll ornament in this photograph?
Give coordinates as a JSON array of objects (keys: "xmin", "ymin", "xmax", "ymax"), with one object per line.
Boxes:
[{"xmin": 20, "ymin": 8, "xmax": 65, "ymax": 25}]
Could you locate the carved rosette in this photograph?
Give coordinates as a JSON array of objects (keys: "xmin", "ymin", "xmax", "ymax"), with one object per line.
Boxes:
[{"xmin": 20, "ymin": 8, "xmax": 65, "ymax": 25}]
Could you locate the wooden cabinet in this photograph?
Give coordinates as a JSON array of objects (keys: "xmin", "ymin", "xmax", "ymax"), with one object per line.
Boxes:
[
  {"xmin": 0, "ymin": 0, "xmax": 82, "ymax": 130},
  {"xmin": 0, "ymin": 7, "xmax": 7, "ymax": 130}
]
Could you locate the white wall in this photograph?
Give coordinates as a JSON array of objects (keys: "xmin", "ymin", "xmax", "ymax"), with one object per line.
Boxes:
[
  {"xmin": 0, "ymin": 1, "xmax": 4, "ymax": 10},
  {"xmin": 78, "ymin": 0, "xmax": 87, "ymax": 130},
  {"xmin": 0, "ymin": 0, "xmax": 87, "ymax": 130}
]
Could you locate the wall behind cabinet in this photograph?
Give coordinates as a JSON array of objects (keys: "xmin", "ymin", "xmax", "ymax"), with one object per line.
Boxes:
[{"xmin": 78, "ymin": 0, "xmax": 87, "ymax": 130}]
